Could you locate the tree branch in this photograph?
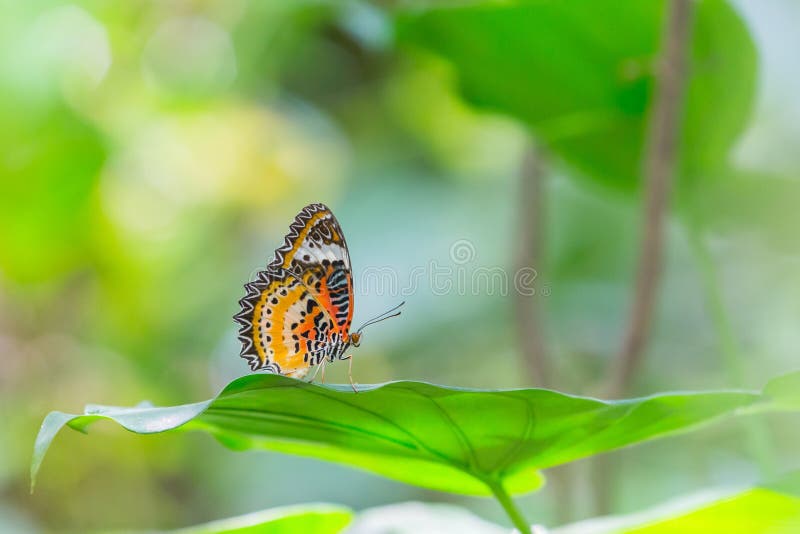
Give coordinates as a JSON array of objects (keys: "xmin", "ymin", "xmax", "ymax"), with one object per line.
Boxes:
[
  {"xmin": 515, "ymin": 144, "xmax": 576, "ymax": 523},
  {"xmin": 514, "ymin": 143, "xmax": 550, "ymax": 388},
  {"xmin": 608, "ymin": 0, "xmax": 694, "ymax": 398},
  {"xmin": 595, "ymin": 0, "xmax": 695, "ymax": 515}
]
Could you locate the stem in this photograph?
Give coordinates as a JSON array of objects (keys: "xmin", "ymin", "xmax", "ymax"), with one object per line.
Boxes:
[
  {"xmin": 486, "ymin": 478, "xmax": 532, "ymax": 534},
  {"xmin": 687, "ymin": 222, "xmax": 777, "ymax": 478},
  {"xmin": 513, "ymin": 144, "xmax": 574, "ymax": 523},
  {"xmin": 514, "ymin": 143, "xmax": 550, "ymax": 387},
  {"xmin": 597, "ymin": 0, "xmax": 695, "ymax": 515},
  {"xmin": 687, "ymin": 225, "xmax": 743, "ymax": 383},
  {"xmin": 608, "ymin": 0, "xmax": 694, "ymax": 398}
]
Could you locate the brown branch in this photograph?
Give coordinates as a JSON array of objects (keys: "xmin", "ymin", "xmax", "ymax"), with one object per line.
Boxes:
[
  {"xmin": 608, "ymin": 0, "xmax": 694, "ymax": 398},
  {"xmin": 514, "ymin": 144, "xmax": 577, "ymax": 524},
  {"xmin": 594, "ymin": 0, "xmax": 695, "ymax": 516},
  {"xmin": 514, "ymin": 143, "xmax": 550, "ymax": 388}
]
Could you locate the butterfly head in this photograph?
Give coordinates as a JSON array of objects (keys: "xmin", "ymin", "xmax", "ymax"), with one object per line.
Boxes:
[
  {"xmin": 350, "ymin": 332, "xmax": 362, "ymax": 347},
  {"xmin": 351, "ymin": 301, "xmax": 405, "ymax": 347}
]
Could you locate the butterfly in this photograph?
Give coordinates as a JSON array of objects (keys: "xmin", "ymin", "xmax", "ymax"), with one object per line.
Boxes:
[{"xmin": 234, "ymin": 203, "xmax": 403, "ymax": 390}]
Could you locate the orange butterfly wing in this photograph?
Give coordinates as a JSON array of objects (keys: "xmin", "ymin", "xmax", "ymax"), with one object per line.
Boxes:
[
  {"xmin": 273, "ymin": 203, "xmax": 354, "ymax": 337},
  {"xmin": 234, "ymin": 203, "xmax": 355, "ymax": 376}
]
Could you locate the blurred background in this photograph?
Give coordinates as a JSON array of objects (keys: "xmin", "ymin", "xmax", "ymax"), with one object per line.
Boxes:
[{"xmin": 1, "ymin": 0, "xmax": 799, "ymax": 531}]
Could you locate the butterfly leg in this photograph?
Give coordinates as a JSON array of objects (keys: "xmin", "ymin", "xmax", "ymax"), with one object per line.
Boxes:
[
  {"xmin": 308, "ymin": 361, "xmax": 323, "ymax": 383},
  {"xmin": 346, "ymin": 354, "xmax": 358, "ymax": 393},
  {"xmin": 320, "ymin": 359, "xmax": 328, "ymax": 384}
]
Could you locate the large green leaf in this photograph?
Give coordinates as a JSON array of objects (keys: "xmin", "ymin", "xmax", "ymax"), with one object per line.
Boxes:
[
  {"xmin": 554, "ymin": 471, "xmax": 800, "ymax": 533},
  {"xmin": 397, "ymin": 0, "xmax": 756, "ymax": 192},
  {"xmin": 165, "ymin": 504, "xmax": 352, "ymax": 534},
  {"xmin": 34, "ymin": 373, "xmax": 797, "ymax": 498}
]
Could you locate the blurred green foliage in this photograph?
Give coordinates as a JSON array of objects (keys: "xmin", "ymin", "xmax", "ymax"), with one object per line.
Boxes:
[
  {"xmin": 167, "ymin": 505, "xmax": 353, "ymax": 534},
  {"xmin": 400, "ymin": 0, "xmax": 756, "ymax": 193},
  {"xmin": 142, "ymin": 471, "xmax": 800, "ymax": 533},
  {"xmin": 558, "ymin": 471, "xmax": 800, "ymax": 533},
  {"xmin": 2, "ymin": 0, "xmax": 800, "ymax": 532}
]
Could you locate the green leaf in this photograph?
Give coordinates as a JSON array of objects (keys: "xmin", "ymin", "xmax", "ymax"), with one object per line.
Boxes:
[
  {"xmin": 397, "ymin": 0, "xmax": 756, "ymax": 193},
  {"xmin": 32, "ymin": 375, "xmax": 764, "ymax": 497},
  {"xmin": 554, "ymin": 471, "xmax": 800, "ymax": 533},
  {"xmin": 166, "ymin": 504, "xmax": 352, "ymax": 534},
  {"xmin": 763, "ymin": 370, "xmax": 800, "ymax": 410}
]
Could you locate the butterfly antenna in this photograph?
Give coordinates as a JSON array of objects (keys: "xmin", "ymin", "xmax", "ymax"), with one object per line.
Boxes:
[{"xmin": 356, "ymin": 301, "xmax": 405, "ymax": 334}]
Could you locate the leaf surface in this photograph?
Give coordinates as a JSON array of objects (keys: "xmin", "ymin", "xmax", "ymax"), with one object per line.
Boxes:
[{"xmin": 32, "ymin": 374, "xmax": 767, "ymax": 496}]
